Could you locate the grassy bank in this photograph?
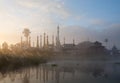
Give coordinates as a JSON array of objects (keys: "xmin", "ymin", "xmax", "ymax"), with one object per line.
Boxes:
[{"xmin": 0, "ymin": 49, "xmax": 53, "ymax": 72}]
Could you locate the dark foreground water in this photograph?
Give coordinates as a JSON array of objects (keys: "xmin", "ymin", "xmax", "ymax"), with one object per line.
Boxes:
[{"xmin": 0, "ymin": 61, "xmax": 120, "ymax": 83}]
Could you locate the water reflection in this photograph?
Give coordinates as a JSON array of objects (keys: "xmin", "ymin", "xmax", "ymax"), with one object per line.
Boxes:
[
  {"xmin": 23, "ymin": 73, "xmax": 29, "ymax": 83},
  {"xmin": 0, "ymin": 61, "xmax": 120, "ymax": 83}
]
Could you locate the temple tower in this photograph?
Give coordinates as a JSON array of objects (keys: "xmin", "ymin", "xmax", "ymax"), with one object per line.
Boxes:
[
  {"xmin": 64, "ymin": 37, "xmax": 65, "ymax": 45},
  {"xmin": 40, "ymin": 35, "xmax": 42, "ymax": 48},
  {"xmin": 52, "ymin": 35, "xmax": 54, "ymax": 46},
  {"xmin": 47, "ymin": 35, "xmax": 49, "ymax": 46},
  {"xmin": 56, "ymin": 25, "xmax": 61, "ymax": 48},
  {"xmin": 43, "ymin": 33, "xmax": 46, "ymax": 47},
  {"xmin": 73, "ymin": 38, "xmax": 75, "ymax": 45},
  {"xmin": 21, "ymin": 36, "xmax": 23, "ymax": 48},
  {"xmin": 36, "ymin": 36, "xmax": 39, "ymax": 48},
  {"xmin": 29, "ymin": 36, "xmax": 31, "ymax": 47},
  {"xmin": 33, "ymin": 42, "xmax": 35, "ymax": 47}
]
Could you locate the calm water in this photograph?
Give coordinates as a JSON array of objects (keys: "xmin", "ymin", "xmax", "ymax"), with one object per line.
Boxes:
[{"xmin": 0, "ymin": 61, "xmax": 120, "ymax": 83}]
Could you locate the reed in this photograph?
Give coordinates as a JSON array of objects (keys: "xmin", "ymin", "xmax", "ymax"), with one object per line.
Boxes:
[{"xmin": 0, "ymin": 49, "xmax": 52, "ymax": 72}]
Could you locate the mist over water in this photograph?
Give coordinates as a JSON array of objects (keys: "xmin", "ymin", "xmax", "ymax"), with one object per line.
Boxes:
[{"xmin": 0, "ymin": 61, "xmax": 120, "ymax": 83}]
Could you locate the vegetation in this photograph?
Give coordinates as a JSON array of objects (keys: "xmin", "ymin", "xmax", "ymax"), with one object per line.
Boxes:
[{"xmin": 0, "ymin": 48, "xmax": 53, "ymax": 72}]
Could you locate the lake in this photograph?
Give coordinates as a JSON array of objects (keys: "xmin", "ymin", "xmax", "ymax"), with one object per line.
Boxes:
[{"xmin": 0, "ymin": 61, "xmax": 120, "ymax": 83}]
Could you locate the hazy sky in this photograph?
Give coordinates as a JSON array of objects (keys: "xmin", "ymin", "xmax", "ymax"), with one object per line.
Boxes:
[{"xmin": 0, "ymin": 0, "xmax": 120, "ymax": 48}]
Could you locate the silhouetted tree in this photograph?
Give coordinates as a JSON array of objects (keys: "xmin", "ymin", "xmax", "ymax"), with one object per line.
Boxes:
[
  {"xmin": 2, "ymin": 42, "xmax": 9, "ymax": 54},
  {"xmin": 2, "ymin": 42, "xmax": 8, "ymax": 50},
  {"xmin": 23, "ymin": 28, "xmax": 31, "ymax": 45}
]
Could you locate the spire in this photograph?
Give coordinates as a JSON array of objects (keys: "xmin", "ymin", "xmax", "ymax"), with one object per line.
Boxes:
[
  {"xmin": 40, "ymin": 35, "xmax": 42, "ymax": 48},
  {"xmin": 47, "ymin": 35, "xmax": 49, "ymax": 46},
  {"xmin": 36, "ymin": 36, "xmax": 39, "ymax": 48},
  {"xmin": 52, "ymin": 35, "xmax": 54, "ymax": 46},
  {"xmin": 43, "ymin": 33, "xmax": 46, "ymax": 47},
  {"xmin": 64, "ymin": 37, "xmax": 65, "ymax": 45},
  {"xmin": 21, "ymin": 36, "xmax": 23, "ymax": 48},
  {"xmin": 33, "ymin": 41, "xmax": 34, "ymax": 47},
  {"xmin": 57, "ymin": 25, "xmax": 59, "ymax": 41},
  {"xmin": 29, "ymin": 36, "xmax": 31, "ymax": 47},
  {"xmin": 56, "ymin": 25, "xmax": 61, "ymax": 48},
  {"xmin": 56, "ymin": 36, "xmax": 57, "ymax": 46},
  {"xmin": 73, "ymin": 38, "xmax": 75, "ymax": 45}
]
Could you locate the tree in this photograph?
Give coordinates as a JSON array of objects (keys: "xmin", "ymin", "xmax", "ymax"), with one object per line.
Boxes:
[
  {"xmin": 2, "ymin": 42, "xmax": 8, "ymax": 50},
  {"xmin": 2, "ymin": 42, "xmax": 9, "ymax": 54},
  {"xmin": 23, "ymin": 28, "xmax": 31, "ymax": 45}
]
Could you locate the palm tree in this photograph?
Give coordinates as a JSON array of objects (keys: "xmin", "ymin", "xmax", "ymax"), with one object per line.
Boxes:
[{"xmin": 23, "ymin": 28, "xmax": 31, "ymax": 45}]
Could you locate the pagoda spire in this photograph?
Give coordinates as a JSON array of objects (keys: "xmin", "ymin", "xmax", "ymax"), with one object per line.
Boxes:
[
  {"xmin": 56, "ymin": 25, "xmax": 61, "ymax": 48},
  {"xmin": 52, "ymin": 35, "xmax": 54, "ymax": 46},
  {"xmin": 64, "ymin": 37, "xmax": 65, "ymax": 45},
  {"xmin": 73, "ymin": 38, "xmax": 75, "ymax": 45},
  {"xmin": 21, "ymin": 36, "xmax": 23, "ymax": 48},
  {"xmin": 36, "ymin": 36, "xmax": 39, "ymax": 48},
  {"xmin": 43, "ymin": 33, "xmax": 46, "ymax": 47},
  {"xmin": 33, "ymin": 41, "xmax": 35, "ymax": 47},
  {"xmin": 29, "ymin": 36, "xmax": 31, "ymax": 47},
  {"xmin": 47, "ymin": 35, "xmax": 49, "ymax": 46},
  {"xmin": 40, "ymin": 35, "xmax": 42, "ymax": 48}
]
